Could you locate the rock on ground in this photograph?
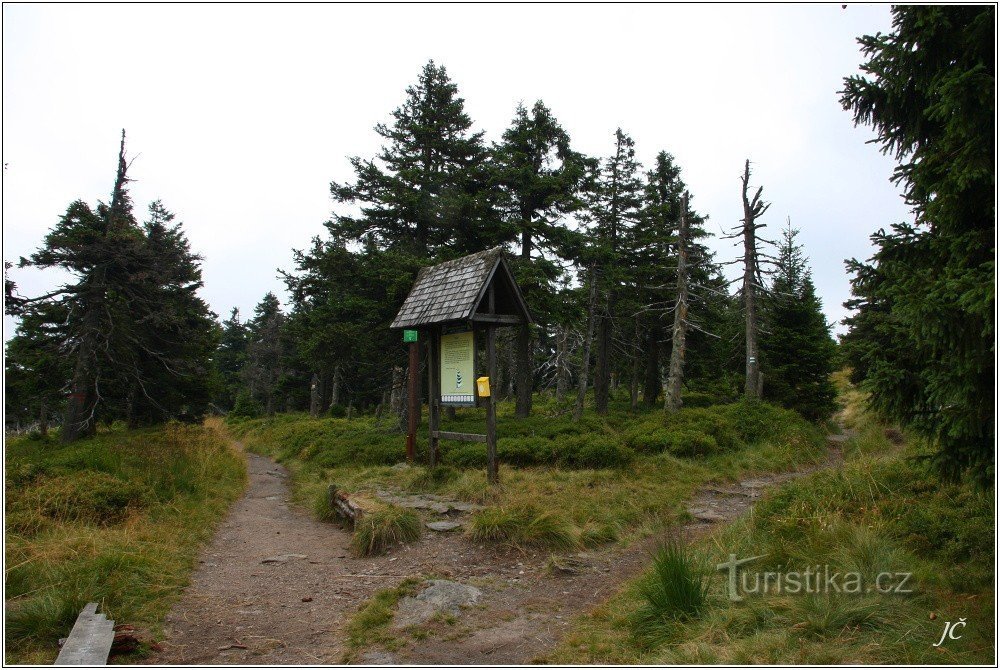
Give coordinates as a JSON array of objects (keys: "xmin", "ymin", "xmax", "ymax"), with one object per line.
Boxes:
[{"xmin": 393, "ymin": 580, "xmax": 482, "ymax": 629}]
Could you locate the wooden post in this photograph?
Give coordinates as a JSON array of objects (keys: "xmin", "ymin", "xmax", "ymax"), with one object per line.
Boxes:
[
  {"xmin": 486, "ymin": 285, "xmax": 499, "ymax": 484},
  {"xmin": 427, "ymin": 327, "xmax": 440, "ymax": 467},
  {"xmin": 406, "ymin": 339, "xmax": 419, "ymax": 461},
  {"xmin": 486, "ymin": 325, "xmax": 498, "ymax": 484}
]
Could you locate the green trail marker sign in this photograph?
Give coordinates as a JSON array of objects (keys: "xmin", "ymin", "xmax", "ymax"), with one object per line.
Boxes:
[{"xmin": 403, "ymin": 329, "xmax": 418, "ymax": 343}]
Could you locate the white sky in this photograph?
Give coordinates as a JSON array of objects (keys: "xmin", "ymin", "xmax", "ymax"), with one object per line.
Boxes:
[{"xmin": 3, "ymin": 3, "xmax": 912, "ymax": 340}]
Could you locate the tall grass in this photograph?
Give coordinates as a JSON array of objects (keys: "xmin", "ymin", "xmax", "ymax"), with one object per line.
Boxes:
[
  {"xmin": 468, "ymin": 504, "xmax": 578, "ymax": 550},
  {"xmin": 4, "ymin": 421, "xmax": 246, "ymax": 663},
  {"xmin": 351, "ymin": 505, "xmax": 422, "ymax": 557},
  {"xmin": 630, "ymin": 540, "xmax": 711, "ymax": 647}
]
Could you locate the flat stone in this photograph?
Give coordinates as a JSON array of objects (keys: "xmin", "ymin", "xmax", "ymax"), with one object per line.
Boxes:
[
  {"xmin": 361, "ymin": 650, "xmax": 399, "ymax": 664},
  {"xmin": 429, "ymin": 502, "xmax": 451, "ymax": 514},
  {"xmin": 426, "ymin": 521, "xmax": 462, "ymax": 532},
  {"xmin": 261, "ymin": 553, "xmax": 307, "ymax": 564},
  {"xmin": 393, "ymin": 580, "xmax": 482, "ymax": 629},
  {"xmin": 688, "ymin": 508, "xmax": 727, "ymax": 522},
  {"xmin": 448, "ymin": 501, "xmax": 480, "ymax": 512}
]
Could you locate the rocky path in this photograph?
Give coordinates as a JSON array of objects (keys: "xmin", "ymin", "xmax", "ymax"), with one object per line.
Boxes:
[{"xmin": 148, "ymin": 431, "xmax": 850, "ymax": 665}]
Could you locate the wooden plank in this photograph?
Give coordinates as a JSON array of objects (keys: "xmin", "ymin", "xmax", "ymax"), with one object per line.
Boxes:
[
  {"xmin": 55, "ymin": 602, "xmax": 115, "ymax": 665},
  {"xmin": 433, "ymin": 431, "xmax": 487, "ymax": 443}
]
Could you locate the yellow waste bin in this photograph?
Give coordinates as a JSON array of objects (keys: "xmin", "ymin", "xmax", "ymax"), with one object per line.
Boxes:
[{"xmin": 476, "ymin": 376, "xmax": 491, "ymax": 398}]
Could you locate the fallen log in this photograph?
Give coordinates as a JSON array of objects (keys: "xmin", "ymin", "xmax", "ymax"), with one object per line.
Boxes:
[{"xmin": 327, "ymin": 484, "xmax": 367, "ymax": 527}]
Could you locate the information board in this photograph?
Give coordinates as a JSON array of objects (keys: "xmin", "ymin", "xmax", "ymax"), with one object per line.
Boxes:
[{"xmin": 440, "ymin": 331, "xmax": 475, "ymax": 406}]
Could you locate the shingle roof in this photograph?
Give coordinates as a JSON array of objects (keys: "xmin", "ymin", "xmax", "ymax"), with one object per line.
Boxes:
[{"xmin": 390, "ymin": 247, "xmax": 506, "ymax": 329}]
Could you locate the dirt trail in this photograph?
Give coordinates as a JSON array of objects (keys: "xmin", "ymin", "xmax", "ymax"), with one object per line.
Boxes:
[{"xmin": 148, "ymin": 432, "xmax": 850, "ymax": 665}]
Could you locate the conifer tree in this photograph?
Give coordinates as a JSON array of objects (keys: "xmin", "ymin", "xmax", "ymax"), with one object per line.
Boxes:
[
  {"xmin": 585, "ymin": 129, "xmax": 645, "ymax": 414},
  {"xmin": 9, "ymin": 133, "xmax": 218, "ymax": 436},
  {"xmin": 632, "ymin": 152, "xmax": 712, "ymax": 407},
  {"xmin": 216, "ymin": 308, "xmax": 249, "ymax": 410},
  {"xmin": 493, "ymin": 100, "xmax": 588, "ymax": 417},
  {"xmin": 840, "ymin": 5, "xmax": 994, "ymax": 482},
  {"xmin": 761, "ymin": 224, "xmax": 837, "ymax": 420},
  {"xmin": 244, "ymin": 292, "xmax": 287, "ymax": 416},
  {"xmin": 329, "ymin": 60, "xmax": 498, "ymax": 257}
]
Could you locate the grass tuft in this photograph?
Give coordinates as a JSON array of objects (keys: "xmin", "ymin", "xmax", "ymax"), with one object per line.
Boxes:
[
  {"xmin": 351, "ymin": 505, "xmax": 422, "ymax": 557},
  {"xmin": 468, "ymin": 504, "xmax": 578, "ymax": 550},
  {"xmin": 630, "ymin": 540, "xmax": 711, "ymax": 647}
]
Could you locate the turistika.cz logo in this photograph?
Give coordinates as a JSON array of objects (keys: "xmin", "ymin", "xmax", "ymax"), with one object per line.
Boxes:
[{"xmin": 716, "ymin": 554, "xmax": 914, "ymax": 601}]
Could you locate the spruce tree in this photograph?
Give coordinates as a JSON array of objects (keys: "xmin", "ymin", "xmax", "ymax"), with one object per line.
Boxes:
[
  {"xmin": 493, "ymin": 100, "xmax": 588, "ymax": 417},
  {"xmin": 761, "ymin": 224, "xmax": 837, "ymax": 421},
  {"xmin": 216, "ymin": 308, "xmax": 249, "ymax": 410},
  {"xmin": 10, "ymin": 133, "xmax": 218, "ymax": 435},
  {"xmin": 329, "ymin": 60, "xmax": 498, "ymax": 257},
  {"xmin": 840, "ymin": 5, "xmax": 994, "ymax": 482},
  {"xmin": 585, "ymin": 129, "xmax": 645, "ymax": 415}
]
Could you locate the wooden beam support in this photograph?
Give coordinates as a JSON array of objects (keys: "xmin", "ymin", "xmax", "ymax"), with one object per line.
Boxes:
[
  {"xmin": 427, "ymin": 326, "xmax": 440, "ymax": 467},
  {"xmin": 406, "ymin": 340, "xmax": 419, "ymax": 460},
  {"xmin": 471, "ymin": 313, "xmax": 523, "ymax": 325}
]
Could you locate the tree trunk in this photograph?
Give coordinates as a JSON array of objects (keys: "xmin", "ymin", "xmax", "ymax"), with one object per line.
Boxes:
[
  {"xmin": 740, "ymin": 160, "xmax": 767, "ymax": 399},
  {"xmin": 390, "ymin": 365, "xmax": 406, "ymax": 430},
  {"xmin": 38, "ymin": 401, "xmax": 48, "ymax": 438},
  {"xmin": 594, "ymin": 314, "xmax": 610, "ymax": 415},
  {"xmin": 309, "ymin": 373, "xmax": 321, "ymax": 418},
  {"xmin": 62, "ymin": 308, "xmax": 99, "ymax": 443},
  {"xmin": 574, "ymin": 266, "xmax": 598, "ymax": 422},
  {"xmin": 643, "ymin": 323, "xmax": 661, "ymax": 407},
  {"xmin": 665, "ymin": 192, "xmax": 691, "ymax": 413},
  {"xmin": 515, "ymin": 324, "xmax": 533, "ymax": 417},
  {"xmin": 330, "ymin": 366, "xmax": 341, "ymax": 407},
  {"xmin": 515, "ymin": 226, "xmax": 533, "ymax": 417},
  {"xmin": 629, "ymin": 319, "xmax": 641, "ymax": 411},
  {"xmin": 555, "ymin": 325, "xmax": 570, "ymax": 403}
]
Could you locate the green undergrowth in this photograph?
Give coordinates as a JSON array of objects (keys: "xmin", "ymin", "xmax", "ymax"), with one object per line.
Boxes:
[
  {"xmin": 4, "ymin": 420, "xmax": 247, "ymax": 664},
  {"xmin": 228, "ymin": 395, "xmax": 826, "ymax": 550},
  {"xmin": 548, "ymin": 378, "xmax": 995, "ymax": 665}
]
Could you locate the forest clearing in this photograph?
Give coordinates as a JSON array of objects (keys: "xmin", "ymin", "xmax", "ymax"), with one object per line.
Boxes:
[{"xmin": 4, "ymin": 4, "xmax": 994, "ymax": 668}]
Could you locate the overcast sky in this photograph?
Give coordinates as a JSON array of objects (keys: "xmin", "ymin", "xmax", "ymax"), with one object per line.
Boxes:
[{"xmin": 3, "ymin": 3, "xmax": 912, "ymax": 341}]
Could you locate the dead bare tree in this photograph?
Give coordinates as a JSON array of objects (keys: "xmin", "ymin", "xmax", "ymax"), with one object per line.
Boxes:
[
  {"xmin": 737, "ymin": 160, "xmax": 771, "ymax": 399},
  {"xmin": 664, "ymin": 192, "xmax": 691, "ymax": 413}
]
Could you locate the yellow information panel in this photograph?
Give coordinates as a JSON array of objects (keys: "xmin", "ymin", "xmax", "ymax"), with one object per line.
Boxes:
[{"xmin": 440, "ymin": 331, "xmax": 475, "ymax": 406}]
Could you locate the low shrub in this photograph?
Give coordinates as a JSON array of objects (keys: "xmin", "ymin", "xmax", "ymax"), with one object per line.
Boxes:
[
  {"xmin": 445, "ymin": 443, "xmax": 487, "ymax": 469},
  {"xmin": 664, "ymin": 431, "xmax": 718, "ymax": 458},
  {"xmin": 665, "ymin": 407, "xmax": 740, "ymax": 452},
  {"xmin": 328, "ymin": 404, "xmax": 347, "ymax": 418},
  {"xmin": 351, "ymin": 505, "xmax": 422, "ymax": 557},
  {"xmin": 625, "ymin": 428, "xmax": 674, "ymax": 455},
  {"xmin": 679, "ymin": 391, "xmax": 718, "ymax": 408},
  {"xmin": 229, "ymin": 391, "xmax": 263, "ymax": 419},
  {"xmin": 559, "ymin": 435, "xmax": 635, "ymax": 468}
]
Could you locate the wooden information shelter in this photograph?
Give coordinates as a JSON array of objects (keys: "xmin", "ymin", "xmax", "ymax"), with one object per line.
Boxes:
[{"xmin": 390, "ymin": 247, "xmax": 532, "ymax": 483}]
